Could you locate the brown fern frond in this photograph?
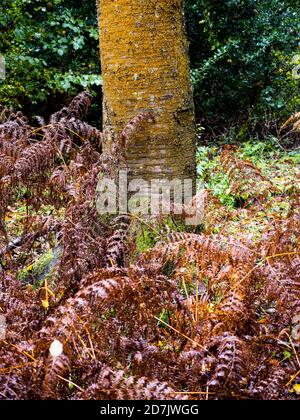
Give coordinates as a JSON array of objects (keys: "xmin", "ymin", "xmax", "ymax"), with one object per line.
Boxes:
[
  {"xmin": 50, "ymin": 92, "xmax": 93, "ymax": 123},
  {"xmin": 106, "ymin": 215, "xmax": 131, "ymax": 267},
  {"xmin": 216, "ymin": 286, "xmax": 250, "ymax": 333},
  {"xmin": 280, "ymin": 111, "xmax": 300, "ymax": 132},
  {"xmin": 119, "ymin": 112, "xmax": 155, "ymax": 152},
  {"xmin": 67, "ymin": 91, "xmax": 93, "ymax": 120},
  {"xmin": 15, "ymin": 139, "xmax": 56, "ymax": 179},
  {"xmin": 249, "ymin": 366, "xmax": 287, "ymax": 400},
  {"xmin": 208, "ymin": 333, "xmax": 249, "ymax": 393},
  {"xmin": 59, "ymin": 118, "xmax": 103, "ymax": 150},
  {"xmin": 0, "ymin": 154, "xmax": 14, "ymax": 178},
  {"xmin": 220, "ymin": 145, "xmax": 276, "ymax": 202},
  {"xmin": 76, "ymin": 366, "xmax": 185, "ymax": 400}
]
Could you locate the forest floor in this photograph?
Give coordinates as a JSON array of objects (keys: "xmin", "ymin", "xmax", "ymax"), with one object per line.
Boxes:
[
  {"xmin": 196, "ymin": 139, "xmax": 299, "ymax": 239},
  {"xmin": 1, "ymin": 95, "xmax": 299, "ymax": 399},
  {"xmin": 8, "ymin": 138, "xmax": 300, "ymax": 271}
]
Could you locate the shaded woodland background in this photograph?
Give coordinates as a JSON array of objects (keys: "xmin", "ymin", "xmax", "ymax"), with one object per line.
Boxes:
[{"xmin": 0, "ymin": 0, "xmax": 299, "ymax": 138}]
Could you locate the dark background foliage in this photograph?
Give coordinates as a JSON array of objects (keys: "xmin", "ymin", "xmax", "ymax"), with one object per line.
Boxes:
[
  {"xmin": 0, "ymin": 0, "xmax": 299, "ymax": 135},
  {"xmin": 0, "ymin": 0, "xmax": 101, "ymax": 122},
  {"xmin": 185, "ymin": 0, "xmax": 300, "ymax": 135}
]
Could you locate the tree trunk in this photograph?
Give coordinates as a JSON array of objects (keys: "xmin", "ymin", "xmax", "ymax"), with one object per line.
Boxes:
[{"xmin": 98, "ymin": 0, "xmax": 196, "ymax": 184}]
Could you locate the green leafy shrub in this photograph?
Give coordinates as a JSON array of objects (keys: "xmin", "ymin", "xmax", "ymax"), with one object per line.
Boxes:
[
  {"xmin": 0, "ymin": 0, "xmax": 101, "ymax": 121},
  {"xmin": 185, "ymin": 0, "xmax": 300, "ymax": 132}
]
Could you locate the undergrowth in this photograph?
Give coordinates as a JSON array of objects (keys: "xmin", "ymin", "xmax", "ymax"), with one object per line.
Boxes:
[{"xmin": 0, "ymin": 95, "xmax": 299, "ymax": 400}]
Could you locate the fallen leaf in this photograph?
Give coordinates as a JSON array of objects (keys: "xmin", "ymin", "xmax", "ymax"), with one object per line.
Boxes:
[{"xmin": 293, "ymin": 384, "xmax": 300, "ymax": 395}]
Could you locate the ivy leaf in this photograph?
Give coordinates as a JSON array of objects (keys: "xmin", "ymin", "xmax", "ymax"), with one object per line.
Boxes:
[{"xmin": 73, "ymin": 36, "xmax": 85, "ymax": 51}]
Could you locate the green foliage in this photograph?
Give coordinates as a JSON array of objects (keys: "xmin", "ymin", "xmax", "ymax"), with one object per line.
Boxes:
[
  {"xmin": 134, "ymin": 217, "xmax": 186, "ymax": 256},
  {"xmin": 185, "ymin": 0, "xmax": 300, "ymax": 130},
  {"xmin": 197, "ymin": 146, "xmax": 235, "ymax": 207},
  {"xmin": 1, "ymin": 0, "xmax": 299, "ymax": 133},
  {"xmin": 0, "ymin": 0, "xmax": 101, "ymax": 118},
  {"xmin": 135, "ymin": 226, "xmax": 157, "ymax": 255},
  {"xmin": 197, "ymin": 137, "xmax": 300, "ymax": 210},
  {"xmin": 17, "ymin": 250, "xmax": 55, "ymax": 285}
]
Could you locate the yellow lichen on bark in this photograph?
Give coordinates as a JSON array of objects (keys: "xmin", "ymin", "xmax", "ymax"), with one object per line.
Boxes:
[{"xmin": 98, "ymin": 0, "xmax": 196, "ymax": 182}]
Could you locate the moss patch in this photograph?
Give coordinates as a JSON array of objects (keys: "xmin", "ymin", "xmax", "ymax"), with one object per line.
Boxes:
[{"xmin": 17, "ymin": 250, "xmax": 56, "ymax": 286}]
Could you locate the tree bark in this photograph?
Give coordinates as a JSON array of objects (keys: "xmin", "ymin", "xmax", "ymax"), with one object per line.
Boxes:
[{"xmin": 98, "ymin": 0, "xmax": 196, "ymax": 184}]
